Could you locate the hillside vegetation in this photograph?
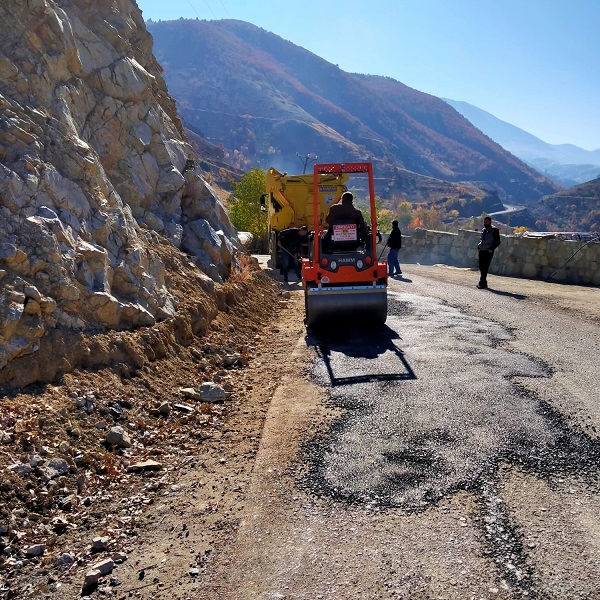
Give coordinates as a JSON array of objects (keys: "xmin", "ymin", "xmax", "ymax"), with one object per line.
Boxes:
[{"xmin": 529, "ymin": 177, "xmax": 600, "ymax": 232}]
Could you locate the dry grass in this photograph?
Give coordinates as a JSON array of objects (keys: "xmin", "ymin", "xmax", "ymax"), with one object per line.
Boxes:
[{"xmin": 228, "ymin": 252, "xmax": 255, "ymax": 283}]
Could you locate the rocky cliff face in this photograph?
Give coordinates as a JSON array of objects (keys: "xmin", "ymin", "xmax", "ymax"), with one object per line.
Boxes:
[{"xmin": 0, "ymin": 0, "xmax": 239, "ymax": 381}]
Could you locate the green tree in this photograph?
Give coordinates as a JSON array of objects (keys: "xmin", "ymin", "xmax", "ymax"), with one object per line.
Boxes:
[
  {"xmin": 377, "ymin": 209, "xmax": 395, "ymax": 233},
  {"xmin": 357, "ymin": 195, "xmax": 392, "ymax": 231},
  {"xmin": 395, "ymin": 201, "xmax": 413, "ymax": 230},
  {"xmin": 228, "ymin": 169, "xmax": 268, "ymax": 251}
]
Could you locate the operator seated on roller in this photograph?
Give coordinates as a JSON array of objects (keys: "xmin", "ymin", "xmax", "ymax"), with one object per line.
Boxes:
[{"xmin": 323, "ymin": 191, "xmax": 369, "ymax": 253}]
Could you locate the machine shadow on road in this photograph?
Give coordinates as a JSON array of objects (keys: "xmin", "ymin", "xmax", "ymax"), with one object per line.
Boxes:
[{"xmin": 305, "ymin": 324, "xmax": 416, "ymax": 386}]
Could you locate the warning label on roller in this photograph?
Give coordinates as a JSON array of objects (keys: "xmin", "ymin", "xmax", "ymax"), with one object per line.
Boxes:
[{"xmin": 333, "ymin": 223, "xmax": 358, "ymax": 242}]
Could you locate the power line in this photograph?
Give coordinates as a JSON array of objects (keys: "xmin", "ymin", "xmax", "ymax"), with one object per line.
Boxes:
[
  {"xmin": 186, "ymin": 0, "xmax": 215, "ymax": 19},
  {"xmin": 200, "ymin": 0, "xmax": 217, "ymax": 19},
  {"xmin": 218, "ymin": 0, "xmax": 231, "ymax": 18}
]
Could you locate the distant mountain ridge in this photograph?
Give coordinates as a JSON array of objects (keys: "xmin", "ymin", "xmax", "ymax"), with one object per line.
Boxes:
[
  {"xmin": 443, "ymin": 99, "xmax": 600, "ymax": 187},
  {"xmin": 146, "ymin": 18, "xmax": 558, "ymax": 206}
]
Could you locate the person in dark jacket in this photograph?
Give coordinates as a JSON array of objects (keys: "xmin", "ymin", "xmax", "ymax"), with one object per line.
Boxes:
[
  {"xmin": 387, "ymin": 220, "xmax": 402, "ymax": 276},
  {"xmin": 325, "ymin": 192, "xmax": 368, "ymax": 243},
  {"xmin": 477, "ymin": 216, "xmax": 501, "ymax": 289},
  {"xmin": 277, "ymin": 226, "xmax": 308, "ymax": 283}
]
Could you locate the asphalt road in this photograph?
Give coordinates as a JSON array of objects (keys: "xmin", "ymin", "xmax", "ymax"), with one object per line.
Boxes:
[{"xmin": 214, "ymin": 264, "xmax": 600, "ymax": 599}]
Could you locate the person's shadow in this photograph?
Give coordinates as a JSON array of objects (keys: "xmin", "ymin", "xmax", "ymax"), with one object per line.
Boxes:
[
  {"xmin": 305, "ymin": 324, "xmax": 416, "ymax": 386},
  {"xmin": 486, "ymin": 288, "xmax": 527, "ymax": 300}
]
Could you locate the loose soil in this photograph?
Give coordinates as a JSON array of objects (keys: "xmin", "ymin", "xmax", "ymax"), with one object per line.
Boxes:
[{"xmin": 0, "ymin": 254, "xmax": 304, "ymax": 599}]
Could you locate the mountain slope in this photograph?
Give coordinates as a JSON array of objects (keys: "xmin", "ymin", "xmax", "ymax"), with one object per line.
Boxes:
[
  {"xmin": 529, "ymin": 177, "xmax": 600, "ymax": 232},
  {"xmin": 146, "ymin": 18, "xmax": 558, "ymax": 204},
  {"xmin": 443, "ymin": 99, "xmax": 600, "ymax": 186}
]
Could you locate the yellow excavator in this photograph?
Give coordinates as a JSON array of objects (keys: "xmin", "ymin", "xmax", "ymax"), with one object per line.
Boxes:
[{"xmin": 262, "ymin": 167, "xmax": 349, "ymax": 268}]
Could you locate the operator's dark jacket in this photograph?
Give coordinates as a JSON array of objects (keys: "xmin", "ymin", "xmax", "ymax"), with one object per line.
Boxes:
[
  {"xmin": 387, "ymin": 226, "xmax": 402, "ymax": 250},
  {"xmin": 326, "ymin": 201, "xmax": 368, "ymax": 241}
]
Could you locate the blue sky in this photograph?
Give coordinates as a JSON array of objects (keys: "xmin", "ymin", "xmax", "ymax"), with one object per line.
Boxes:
[{"xmin": 136, "ymin": 0, "xmax": 600, "ymax": 151}]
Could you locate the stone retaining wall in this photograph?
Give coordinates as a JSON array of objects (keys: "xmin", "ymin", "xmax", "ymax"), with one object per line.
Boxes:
[{"xmin": 395, "ymin": 229, "xmax": 600, "ymax": 285}]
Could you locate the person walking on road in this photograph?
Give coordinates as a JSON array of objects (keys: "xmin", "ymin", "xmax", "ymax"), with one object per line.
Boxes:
[
  {"xmin": 387, "ymin": 220, "xmax": 402, "ymax": 276},
  {"xmin": 477, "ymin": 216, "xmax": 501, "ymax": 289},
  {"xmin": 277, "ymin": 226, "xmax": 308, "ymax": 283}
]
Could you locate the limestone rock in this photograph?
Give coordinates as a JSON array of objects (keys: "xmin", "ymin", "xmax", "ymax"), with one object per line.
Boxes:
[
  {"xmin": 179, "ymin": 387, "xmax": 202, "ymax": 401},
  {"xmin": 199, "ymin": 382, "xmax": 226, "ymax": 403},
  {"xmin": 126, "ymin": 459, "xmax": 163, "ymax": 473},
  {"xmin": 25, "ymin": 544, "xmax": 45, "ymax": 557},
  {"xmin": 0, "ymin": 0, "xmax": 241, "ymax": 386},
  {"xmin": 105, "ymin": 426, "xmax": 131, "ymax": 448},
  {"xmin": 92, "ymin": 536, "xmax": 110, "ymax": 551}
]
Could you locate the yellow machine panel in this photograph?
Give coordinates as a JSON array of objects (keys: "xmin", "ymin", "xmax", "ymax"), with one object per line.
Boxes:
[{"xmin": 264, "ymin": 168, "xmax": 348, "ymax": 266}]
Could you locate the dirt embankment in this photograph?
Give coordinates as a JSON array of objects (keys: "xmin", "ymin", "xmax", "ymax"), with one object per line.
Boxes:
[{"xmin": 0, "ymin": 253, "xmax": 300, "ymax": 599}]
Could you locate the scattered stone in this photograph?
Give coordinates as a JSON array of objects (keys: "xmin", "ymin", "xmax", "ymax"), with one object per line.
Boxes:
[
  {"xmin": 92, "ymin": 536, "xmax": 110, "ymax": 551},
  {"xmin": 158, "ymin": 401, "xmax": 171, "ymax": 416},
  {"xmin": 111, "ymin": 552, "xmax": 127, "ymax": 564},
  {"xmin": 173, "ymin": 403, "xmax": 194, "ymax": 414},
  {"xmin": 83, "ymin": 569, "xmax": 102, "ymax": 589},
  {"xmin": 42, "ymin": 458, "xmax": 69, "ymax": 480},
  {"xmin": 56, "ymin": 552, "xmax": 74, "ymax": 566},
  {"xmin": 109, "ymin": 405, "xmax": 123, "ymax": 419},
  {"xmin": 190, "ymin": 347, "xmax": 203, "ymax": 360},
  {"xmin": 25, "ymin": 544, "xmax": 45, "ymax": 557},
  {"xmin": 51, "ymin": 517, "xmax": 69, "ymax": 532},
  {"xmin": 91, "ymin": 558, "xmax": 114, "ymax": 576},
  {"xmin": 189, "ymin": 567, "xmax": 200, "ymax": 576},
  {"xmin": 7, "ymin": 558, "xmax": 24, "ymax": 569},
  {"xmin": 199, "ymin": 382, "xmax": 226, "ymax": 403},
  {"xmin": 57, "ymin": 495, "xmax": 74, "ymax": 511},
  {"xmin": 179, "ymin": 387, "xmax": 202, "ymax": 401},
  {"xmin": 222, "ymin": 354, "xmax": 239, "ymax": 367},
  {"xmin": 44, "ymin": 458, "xmax": 69, "ymax": 479},
  {"xmin": 126, "ymin": 460, "xmax": 163, "ymax": 473},
  {"xmin": 68, "ymin": 427, "xmax": 81, "ymax": 439},
  {"xmin": 105, "ymin": 426, "xmax": 131, "ymax": 448},
  {"xmin": 8, "ymin": 463, "xmax": 32, "ymax": 475}
]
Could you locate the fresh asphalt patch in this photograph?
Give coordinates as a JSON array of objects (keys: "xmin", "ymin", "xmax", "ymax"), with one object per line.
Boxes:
[{"xmin": 300, "ymin": 292, "xmax": 600, "ymax": 596}]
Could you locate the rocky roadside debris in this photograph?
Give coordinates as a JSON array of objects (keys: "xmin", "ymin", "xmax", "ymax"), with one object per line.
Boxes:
[{"xmin": 0, "ymin": 269, "xmax": 292, "ymax": 599}]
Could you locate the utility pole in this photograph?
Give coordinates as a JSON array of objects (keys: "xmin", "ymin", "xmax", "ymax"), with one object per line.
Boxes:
[{"xmin": 297, "ymin": 152, "xmax": 318, "ymax": 174}]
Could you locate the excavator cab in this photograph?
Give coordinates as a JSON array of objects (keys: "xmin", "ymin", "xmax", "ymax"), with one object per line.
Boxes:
[{"xmin": 302, "ymin": 162, "xmax": 388, "ymax": 328}]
